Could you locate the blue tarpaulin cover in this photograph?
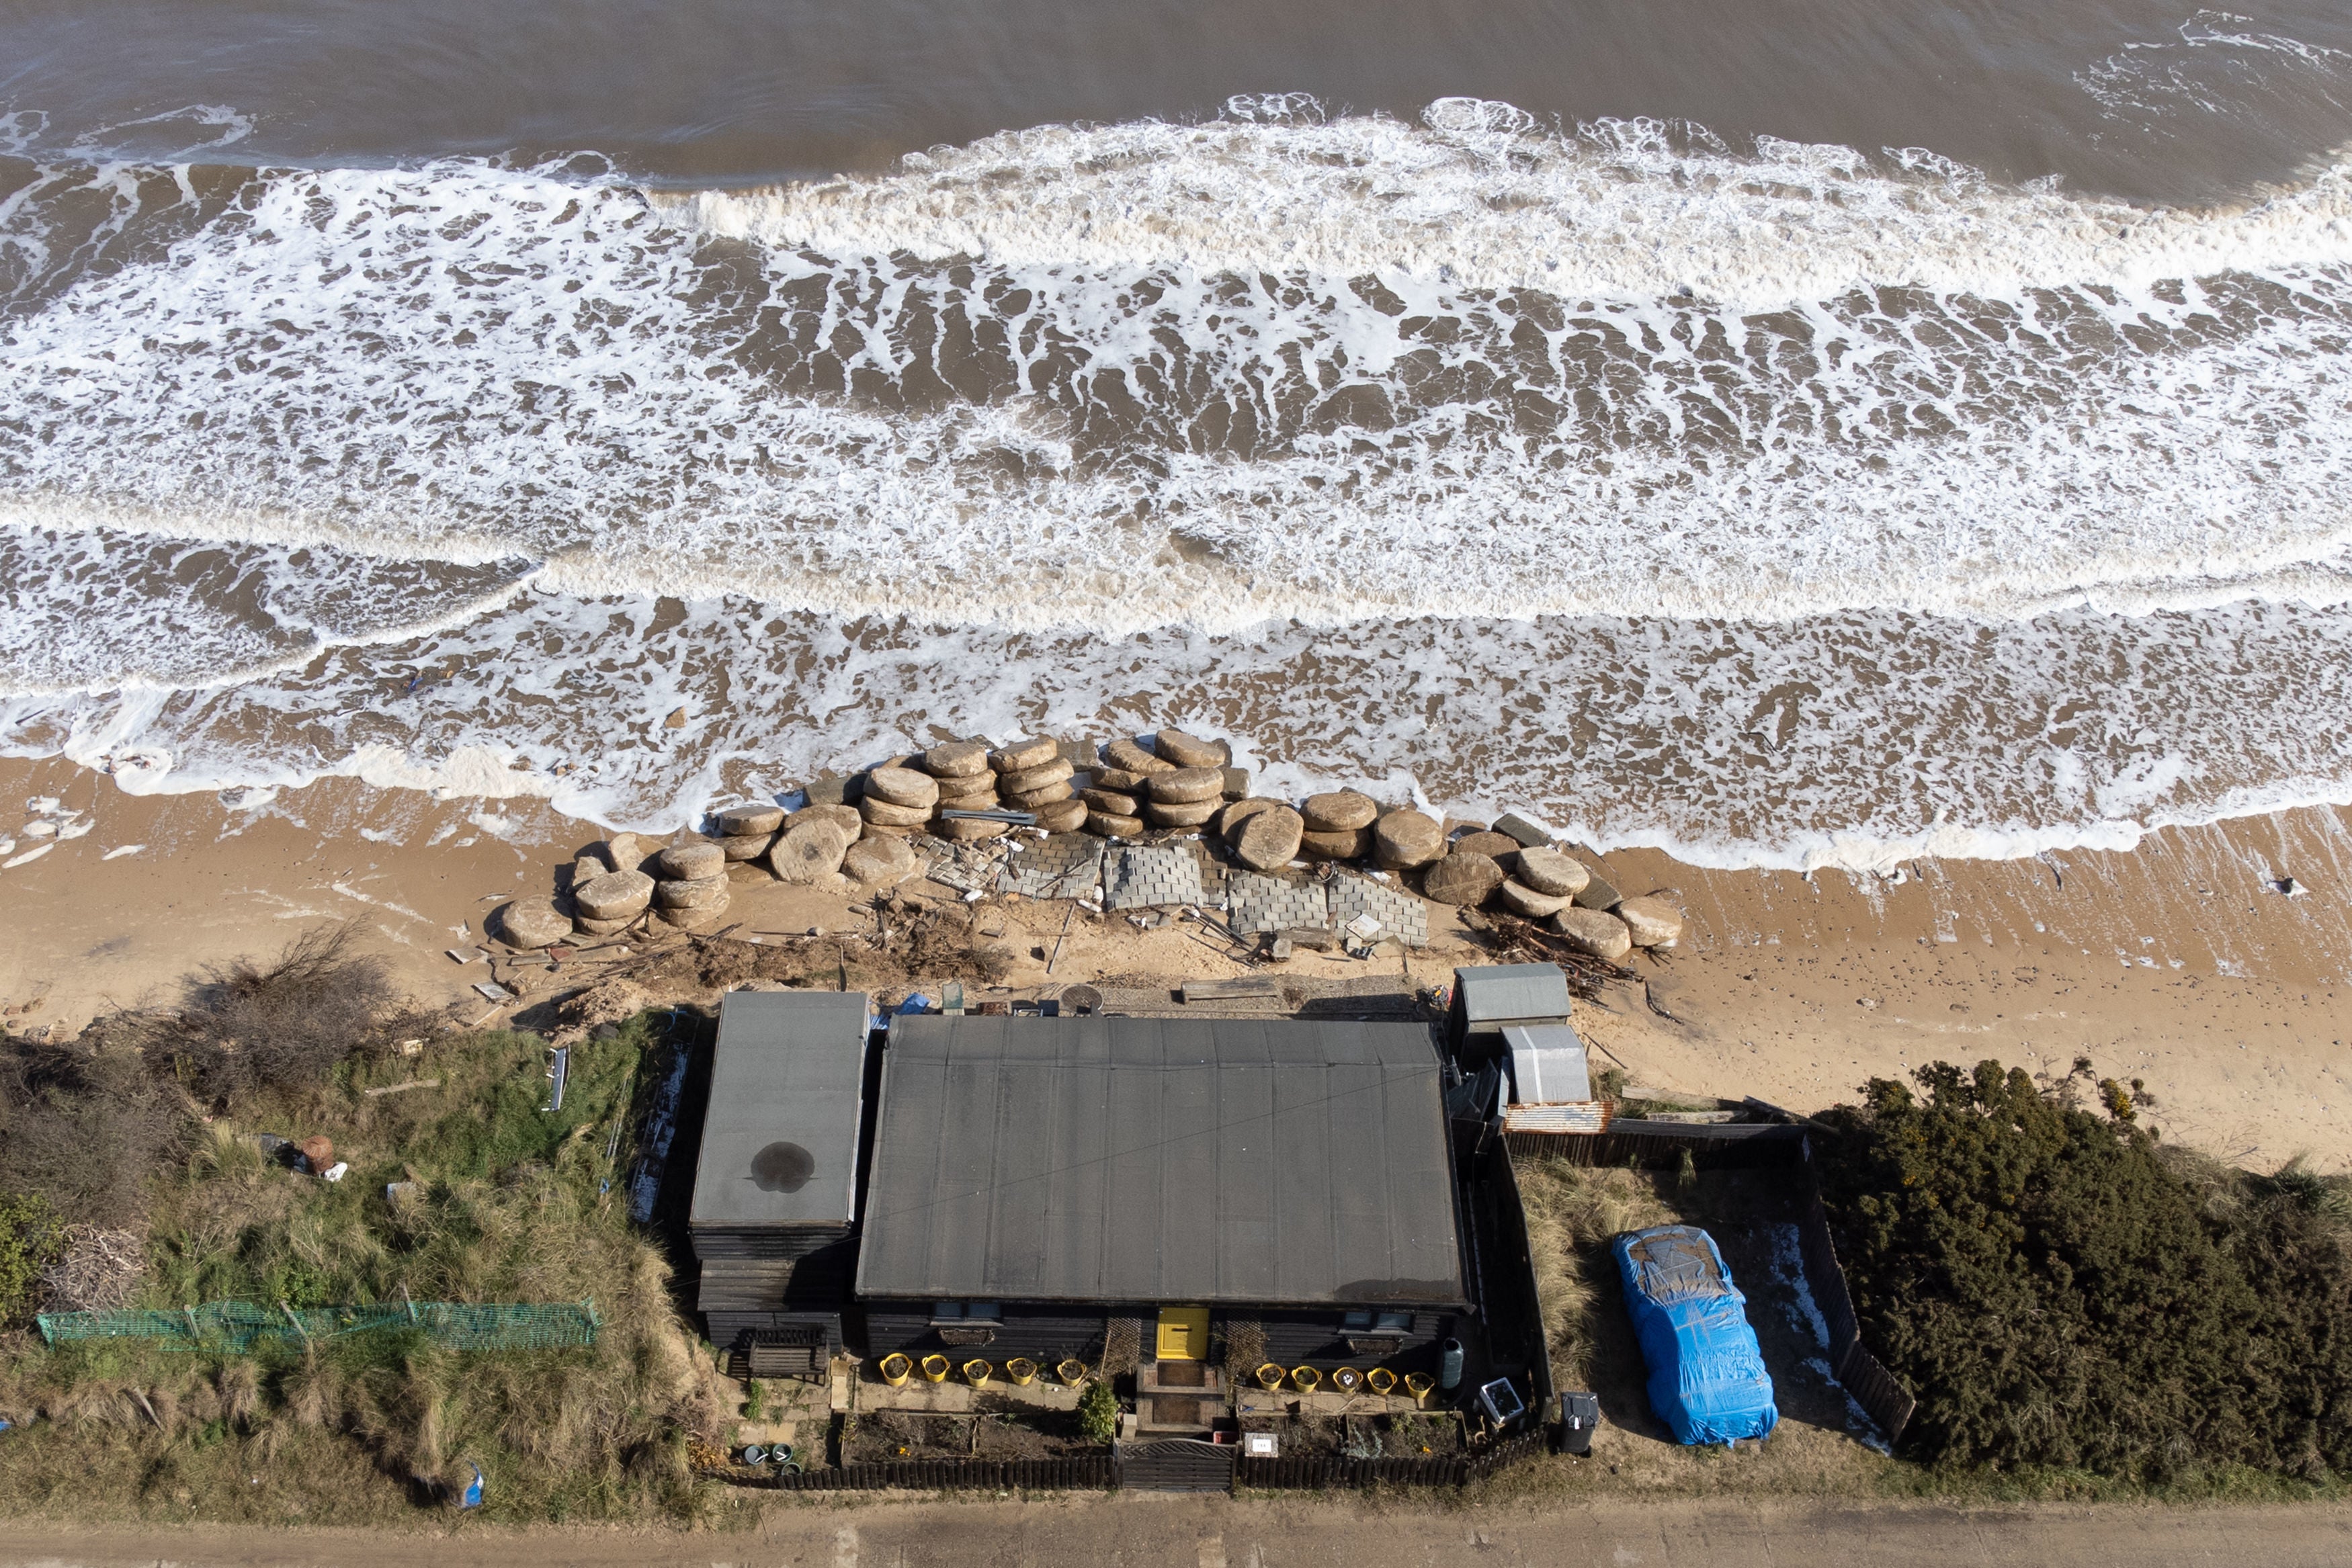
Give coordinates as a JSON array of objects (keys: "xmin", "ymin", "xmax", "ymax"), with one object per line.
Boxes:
[{"xmin": 1613, "ymin": 1224, "xmax": 1778, "ymax": 1446}]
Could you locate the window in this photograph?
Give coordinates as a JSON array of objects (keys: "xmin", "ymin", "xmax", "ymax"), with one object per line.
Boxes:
[
  {"xmin": 931, "ymin": 1301, "xmax": 1002, "ymax": 1324},
  {"xmin": 1343, "ymin": 1310, "xmax": 1372, "ymax": 1330},
  {"xmin": 1375, "ymin": 1311, "xmax": 1412, "ymax": 1332}
]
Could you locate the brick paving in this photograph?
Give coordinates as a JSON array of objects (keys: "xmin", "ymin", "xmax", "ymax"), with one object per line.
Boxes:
[
  {"xmin": 1224, "ymin": 872, "xmax": 1331, "ymax": 935},
  {"xmin": 1103, "ymin": 844, "xmax": 1206, "ymax": 910},
  {"xmin": 1327, "ymin": 872, "xmax": 1429, "ymax": 947}
]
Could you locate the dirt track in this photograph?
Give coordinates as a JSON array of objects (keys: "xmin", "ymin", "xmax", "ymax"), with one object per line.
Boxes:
[{"xmin": 5, "ymin": 1495, "xmax": 2351, "ymax": 1568}]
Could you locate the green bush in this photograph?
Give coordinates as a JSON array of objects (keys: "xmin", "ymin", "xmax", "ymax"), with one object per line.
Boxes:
[
  {"xmin": 1077, "ymin": 1379, "xmax": 1118, "ymax": 1444},
  {"xmin": 1818, "ymin": 1059, "xmax": 2352, "ymax": 1481},
  {"xmin": 0, "ymin": 1190, "xmax": 64, "ymax": 1327}
]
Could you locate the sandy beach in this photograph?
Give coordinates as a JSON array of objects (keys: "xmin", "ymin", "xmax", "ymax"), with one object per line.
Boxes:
[{"xmin": 2, "ymin": 754, "xmax": 2341, "ymax": 1171}]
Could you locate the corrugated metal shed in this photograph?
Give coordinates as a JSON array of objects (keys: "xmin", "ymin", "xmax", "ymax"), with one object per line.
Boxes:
[
  {"xmin": 1456, "ymin": 963, "xmax": 1573, "ymax": 1025},
  {"xmin": 855, "ymin": 1016, "xmax": 1467, "ymax": 1309},
  {"xmin": 688, "ymin": 990, "xmax": 868, "ymax": 1233},
  {"xmin": 1504, "ymin": 1024, "xmax": 1591, "ymax": 1104}
]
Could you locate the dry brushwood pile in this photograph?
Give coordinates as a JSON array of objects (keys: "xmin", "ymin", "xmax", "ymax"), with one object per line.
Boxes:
[{"xmin": 1815, "ymin": 1059, "xmax": 2352, "ymax": 1483}]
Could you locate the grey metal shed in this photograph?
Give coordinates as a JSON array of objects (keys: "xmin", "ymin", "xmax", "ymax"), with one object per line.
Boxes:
[
  {"xmin": 1503, "ymin": 1023, "xmax": 1591, "ymax": 1104},
  {"xmin": 1450, "ymin": 963, "xmax": 1573, "ymax": 1061},
  {"xmin": 856, "ymin": 1015, "xmax": 1468, "ymax": 1309}
]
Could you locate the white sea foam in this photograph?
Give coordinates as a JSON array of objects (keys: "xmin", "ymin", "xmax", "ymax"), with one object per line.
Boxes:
[
  {"xmin": 4, "ymin": 105, "xmax": 2352, "ymax": 866},
  {"xmin": 670, "ymin": 99, "xmax": 2352, "ymax": 309}
]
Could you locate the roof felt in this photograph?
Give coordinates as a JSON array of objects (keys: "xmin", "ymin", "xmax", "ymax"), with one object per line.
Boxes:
[
  {"xmin": 855, "ymin": 1017, "xmax": 1466, "ymax": 1308},
  {"xmin": 688, "ymin": 990, "xmax": 869, "ymax": 1232},
  {"xmin": 1456, "ymin": 963, "xmax": 1572, "ymax": 1025}
]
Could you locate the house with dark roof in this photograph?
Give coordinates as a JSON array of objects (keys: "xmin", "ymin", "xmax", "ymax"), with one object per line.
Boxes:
[{"xmin": 853, "ymin": 1014, "xmax": 1470, "ymax": 1377}]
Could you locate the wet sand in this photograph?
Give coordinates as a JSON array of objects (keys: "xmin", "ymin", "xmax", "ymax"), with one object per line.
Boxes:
[{"xmin": 0, "ymin": 755, "xmax": 2343, "ymax": 1170}]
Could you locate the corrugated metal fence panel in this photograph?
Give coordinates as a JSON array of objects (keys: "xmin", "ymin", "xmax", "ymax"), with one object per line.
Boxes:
[{"xmin": 1794, "ymin": 1141, "xmax": 1917, "ymax": 1446}]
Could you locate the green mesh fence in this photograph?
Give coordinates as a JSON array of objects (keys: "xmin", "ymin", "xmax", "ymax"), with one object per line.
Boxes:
[{"xmin": 36, "ymin": 1300, "xmax": 599, "ymax": 1353}]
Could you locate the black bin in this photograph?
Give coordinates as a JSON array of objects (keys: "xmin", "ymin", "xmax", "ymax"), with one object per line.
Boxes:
[{"xmin": 1557, "ymin": 1391, "xmax": 1601, "ymax": 1455}]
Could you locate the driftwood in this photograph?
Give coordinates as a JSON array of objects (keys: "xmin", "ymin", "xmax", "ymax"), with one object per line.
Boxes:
[
  {"xmin": 1454, "ymin": 908, "xmax": 1640, "ymax": 1000},
  {"xmin": 39, "ymin": 1224, "xmax": 145, "ymax": 1313}
]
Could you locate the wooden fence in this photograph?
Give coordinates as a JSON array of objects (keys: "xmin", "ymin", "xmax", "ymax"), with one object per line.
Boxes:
[
  {"xmin": 1503, "ymin": 1121, "xmax": 1802, "ymax": 1169},
  {"xmin": 716, "ymin": 1427, "xmax": 1556, "ymax": 1494},
  {"xmin": 736, "ymin": 1454, "xmax": 1116, "ymax": 1491},
  {"xmin": 1236, "ymin": 1427, "xmax": 1551, "ymax": 1491}
]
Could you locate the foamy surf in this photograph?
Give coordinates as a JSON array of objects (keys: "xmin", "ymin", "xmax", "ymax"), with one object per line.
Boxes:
[
  {"xmin": 5, "ymin": 99, "xmax": 2352, "ymax": 869},
  {"xmin": 669, "ymin": 97, "xmax": 2352, "ymax": 308}
]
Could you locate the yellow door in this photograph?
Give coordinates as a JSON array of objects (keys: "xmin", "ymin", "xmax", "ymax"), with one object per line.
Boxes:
[{"xmin": 1155, "ymin": 1306, "xmax": 1210, "ymax": 1361}]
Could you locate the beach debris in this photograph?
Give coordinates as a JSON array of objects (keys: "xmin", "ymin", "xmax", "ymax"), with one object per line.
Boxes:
[
  {"xmin": 2273, "ymin": 874, "xmax": 2306, "ymax": 898},
  {"xmin": 320, "ymin": 1162, "xmax": 349, "ymax": 1182},
  {"xmin": 474, "ymin": 980, "xmax": 515, "ymax": 1002},
  {"xmin": 445, "ymin": 948, "xmax": 478, "ymax": 965},
  {"xmin": 2, "ymin": 844, "xmax": 53, "ymax": 870},
  {"xmin": 296, "ymin": 1135, "xmax": 335, "ymax": 1174},
  {"xmin": 1553, "ymin": 906, "xmax": 1634, "ymax": 963}
]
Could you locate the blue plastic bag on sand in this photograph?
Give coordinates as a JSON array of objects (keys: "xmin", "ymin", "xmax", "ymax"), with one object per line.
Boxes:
[{"xmin": 1613, "ymin": 1225, "xmax": 1777, "ymax": 1446}]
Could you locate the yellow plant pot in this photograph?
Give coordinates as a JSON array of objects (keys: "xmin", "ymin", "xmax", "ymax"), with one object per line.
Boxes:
[
  {"xmin": 1004, "ymin": 1358, "xmax": 1038, "ymax": 1386},
  {"xmin": 1291, "ymin": 1366, "xmax": 1322, "ymax": 1393},
  {"xmin": 878, "ymin": 1354, "xmax": 913, "ymax": 1388},
  {"xmin": 1254, "ymin": 1362, "xmax": 1286, "ymax": 1392},
  {"xmin": 1057, "ymin": 1359, "xmax": 1089, "ymax": 1387},
  {"xmin": 962, "ymin": 1358, "xmax": 993, "ymax": 1388},
  {"xmin": 1366, "ymin": 1367, "xmax": 1397, "ymax": 1396},
  {"xmin": 919, "ymin": 1354, "xmax": 950, "ymax": 1384},
  {"xmin": 1331, "ymin": 1366, "xmax": 1363, "ymax": 1394},
  {"xmin": 1404, "ymin": 1371, "xmax": 1435, "ymax": 1408}
]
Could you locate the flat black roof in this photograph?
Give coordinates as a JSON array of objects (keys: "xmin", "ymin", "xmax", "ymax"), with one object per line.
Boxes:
[
  {"xmin": 688, "ymin": 990, "xmax": 868, "ymax": 1232},
  {"xmin": 855, "ymin": 1016, "xmax": 1466, "ymax": 1308}
]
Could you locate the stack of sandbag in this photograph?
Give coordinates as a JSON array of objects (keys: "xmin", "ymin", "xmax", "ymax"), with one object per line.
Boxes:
[
  {"xmin": 857, "ymin": 763, "xmax": 939, "ymax": 840},
  {"xmin": 1082, "ymin": 728, "xmax": 1243, "ymax": 839},
  {"xmin": 712, "ymin": 803, "xmax": 783, "ymax": 870},
  {"xmin": 651, "ymin": 840, "xmax": 731, "ymax": 931},
  {"xmin": 983, "ymin": 736, "xmax": 1085, "ymax": 836},
  {"xmin": 569, "ymin": 830, "xmax": 657, "ymax": 935},
  {"xmin": 771, "ymin": 802, "xmax": 859, "ymax": 884},
  {"xmin": 918, "ymin": 740, "xmax": 998, "ymax": 830}
]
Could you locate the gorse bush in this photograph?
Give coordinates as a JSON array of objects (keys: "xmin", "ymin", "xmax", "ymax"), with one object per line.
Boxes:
[{"xmin": 1817, "ymin": 1059, "xmax": 2352, "ymax": 1481}]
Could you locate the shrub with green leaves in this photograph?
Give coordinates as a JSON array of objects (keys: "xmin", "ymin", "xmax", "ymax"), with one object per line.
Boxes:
[
  {"xmin": 0, "ymin": 1190, "xmax": 64, "ymax": 1327},
  {"xmin": 1077, "ymin": 1379, "xmax": 1119, "ymax": 1444},
  {"xmin": 1817, "ymin": 1059, "xmax": 2352, "ymax": 1481}
]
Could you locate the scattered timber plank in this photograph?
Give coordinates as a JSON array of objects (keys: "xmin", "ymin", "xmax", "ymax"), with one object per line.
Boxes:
[{"xmin": 1180, "ymin": 976, "xmax": 1283, "ymax": 1003}]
